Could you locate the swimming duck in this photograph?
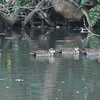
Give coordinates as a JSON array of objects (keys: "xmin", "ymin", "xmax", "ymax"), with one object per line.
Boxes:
[
  {"xmin": 56, "ymin": 46, "xmax": 79, "ymax": 54},
  {"xmin": 80, "ymin": 27, "xmax": 89, "ymax": 33},
  {"xmin": 30, "ymin": 48, "xmax": 55, "ymax": 56},
  {"xmin": 81, "ymin": 48, "xmax": 100, "ymax": 57},
  {"xmin": 62, "ymin": 46, "xmax": 79, "ymax": 54}
]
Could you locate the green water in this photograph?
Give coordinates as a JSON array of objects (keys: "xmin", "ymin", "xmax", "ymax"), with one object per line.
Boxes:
[{"xmin": 0, "ymin": 27, "xmax": 100, "ymax": 100}]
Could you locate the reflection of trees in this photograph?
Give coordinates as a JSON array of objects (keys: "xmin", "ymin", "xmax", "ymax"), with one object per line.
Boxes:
[
  {"xmin": 0, "ymin": 28, "xmax": 60, "ymax": 100},
  {"xmin": 81, "ymin": 62, "xmax": 100, "ymax": 100},
  {"xmin": 81, "ymin": 33, "xmax": 100, "ymax": 48},
  {"xmin": 81, "ymin": 35, "xmax": 100, "ymax": 100},
  {"xmin": 0, "ymin": 27, "xmax": 100, "ymax": 100},
  {"xmin": 89, "ymin": 35, "xmax": 100, "ymax": 49},
  {"xmin": 21, "ymin": 28, "xmax": 53, "ymax": 50},
  {"xmin": 0, "ymin": 29, "xmax": 38, "ymax": 100},
  {"xmin": 54, "ymin": 54, "xmax": 100, "ymax": 100},
  {"xmin": 52, "ymin": 57, "xmax": 84, "ymax": 100}
]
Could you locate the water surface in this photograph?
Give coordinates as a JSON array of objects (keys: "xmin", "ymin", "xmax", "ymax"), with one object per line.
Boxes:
[{"xmin": 0, "ymin": 27, "xmax": 100, "ymax": 100}]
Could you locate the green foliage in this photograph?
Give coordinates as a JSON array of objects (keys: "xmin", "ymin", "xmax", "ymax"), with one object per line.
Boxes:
[
  {"xmin": 79, "ymin": 0, "xmax": 100, "ymax": 27},
  {"xmin": 12, "ymin": 0, "xmax": 30, "ymax": 13},
  {"xmin": 78, "ymin": 0, "xmax": 90, "ymax": 9},
  {"xmin": 12, "ymin": 1, "xmax": 21, "ymax": 13},
  {"xmin": 97, "ymin": 0, "xmax": 100, "ymax": 5},
  {"xmin": 89, "ymin": 10, "xmax": 100, "ymax": 27},
  {"xmin": 89, "ymin": 35, "xmax": 100, "ymax": 49},
  {"xmin": 18, "ymin": 0, "xmax": 29, "ymax": 4},
  {"xmin": 80, "ymin": 0, "xmax": 90, "ymax": 5}
]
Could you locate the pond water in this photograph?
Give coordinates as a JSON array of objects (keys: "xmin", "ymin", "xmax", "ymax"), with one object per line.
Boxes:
[{"xmin": 0, "ymin": 26, "xmax": 100, "ymax": 100}]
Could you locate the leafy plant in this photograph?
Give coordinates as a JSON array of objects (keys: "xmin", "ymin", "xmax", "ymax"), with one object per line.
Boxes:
[
  {"xmin": 80, "ymin": 0, "xmax": 90, "ymax": 6},
  {"xmin": 89, "ymin": 10, "xmax": 100, "ymax": 27},
  {"xmin": 12, "ymin": 0, "xmax": 30, "ymax": 13},
  {"xmin": 79, "ymin": 0, "xmax": 100, "ymax": 27},
  {"xmin": 89, "ymin": 35, "xmax": 100, "ymax": 49}
]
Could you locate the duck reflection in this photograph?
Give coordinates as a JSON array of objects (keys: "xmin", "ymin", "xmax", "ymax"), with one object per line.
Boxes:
[
  {"xmin": 0, "ymin": 51, "xmax": 1, "ymax": 60},
  {"xmin": 35, "ymin": 56, "xmax": 55, "ymax": 63},
  {"xmin": 0, "ymin": 49, "xmax": 2, "ymax": 60},
  {"xmin": 83, "ymin": 55, "xmax": 100, "ymax": 60},
  {"xmin": 31, "ymin": 54, "xmax": 55, "ymax": 63},
  {"xmin": 62, "ymin": 53, "xmax": 79, "ymax": 60}
]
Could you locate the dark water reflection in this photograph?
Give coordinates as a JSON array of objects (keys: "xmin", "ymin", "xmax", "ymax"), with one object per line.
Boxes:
[{"xmin": 0, "ymin": 27, "xmax": 100, "ymax": 100}]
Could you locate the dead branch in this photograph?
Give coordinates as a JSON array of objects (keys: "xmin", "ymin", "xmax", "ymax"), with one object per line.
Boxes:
[
  {"xmin": 22, "ymin": 0, "xmax": 45, "ymax": 27},
  {"xmin": 81, "ymin": 19, "xmax": 100, "ymax": 43}
]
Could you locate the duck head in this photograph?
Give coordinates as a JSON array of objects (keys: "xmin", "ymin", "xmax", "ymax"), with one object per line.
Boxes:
[
  {"xmin": 49, "ymin": 48, "xmax": 55, "ymax": 55},
  {"xmin": 73, "ymin": 46, "xmax": 79, "ymax": 53}
]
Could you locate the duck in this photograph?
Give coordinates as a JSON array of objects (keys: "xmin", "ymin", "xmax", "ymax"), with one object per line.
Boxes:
[
  {"xmin": 80, "ymin": 27, "xmax": 89, "ymax": 33},
  {"xmin": 81, "ymin": 48, "xmax": 100, "ymax": 57},
  {"xmin": 62, "ymin": 46, "xmax": 79, "ymax": 54},
  {"xmin": 56, "ymin": 46, "xmax": 79, "ymax": 55},
  {"xmin": 30, "ymin": 48, "xmax": 55, "ymax": 56}
]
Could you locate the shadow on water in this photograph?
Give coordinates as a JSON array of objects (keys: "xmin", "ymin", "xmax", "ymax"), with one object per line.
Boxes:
[{"xmin": 0, "ymin": 27, "xmax": 100, "ymax": 100}]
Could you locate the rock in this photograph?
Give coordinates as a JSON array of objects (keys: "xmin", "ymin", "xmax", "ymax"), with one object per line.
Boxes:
[{"xmin": 51, "ymin": 0, "xmax": 86, "ymax": 21}]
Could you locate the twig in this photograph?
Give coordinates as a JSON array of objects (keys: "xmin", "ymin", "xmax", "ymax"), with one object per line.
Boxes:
[
  {"xmin": 81, "ymin": 34, "xmax": 93, "ymax": 43},
  {"xmin": 84, "ymin": 19, "xmax": 100, "ymax": 36},
  {"xmin": 81, "ymin": 18, "xmax": 100, "ymax": 43}
]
